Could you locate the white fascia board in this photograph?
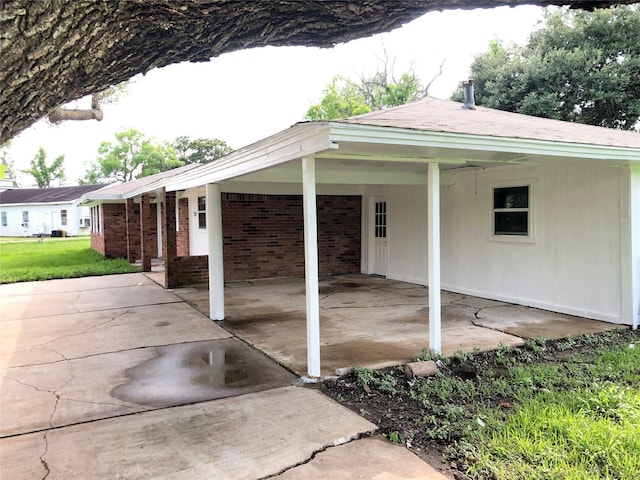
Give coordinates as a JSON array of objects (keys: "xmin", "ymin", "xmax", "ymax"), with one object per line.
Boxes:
[
  {"xmin": 0, "ymin": 201, "xmax": 75, "ymax": 207},
  {"xmin": 328, "ymin": 123, "xmax": 640, "ymax": 163},
  {"xmin": 160, "ymin": 123, "xmax": 334, "ymax": 193}
]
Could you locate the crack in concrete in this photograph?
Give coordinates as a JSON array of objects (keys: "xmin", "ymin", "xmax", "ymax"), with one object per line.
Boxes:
[
  {"xmin": 38, "ymin": 309, "xmax": 135, "ymax": 352},
  {"xmin": 468, "ymin": 305, "xmax": 525, "ymax": 339},
  {"xmin": 40, "ymin": 431, "xmax": 50, "ymax": 480},
  {"xmin": 257, "ymin": 433, "xmax": 367, "ymax": 479}
]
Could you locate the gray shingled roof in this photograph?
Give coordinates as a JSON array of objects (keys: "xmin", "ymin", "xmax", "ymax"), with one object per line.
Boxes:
[
  {"xmin": 0, "ymin": 185, "xmax": 103, "ymax": 205},
  {"xmin": 339, "ymin": 97, "xmax": 640, "ymax": 149}
]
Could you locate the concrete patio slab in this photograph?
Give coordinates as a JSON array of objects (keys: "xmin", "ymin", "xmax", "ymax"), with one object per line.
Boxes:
[
  {"xmin": 1, "ymin": 337, "xmax": 294, "ymax": 437},
  {"xmin": 1, "ymin": 302, "xmax": 231, "ymax": 368},
  {"xmin": 176, "ymin": 274, "xmax": 619, "ymax": 376},
  {"xmin": 474, "ymin": 305, "xmax": 623, "ymax": 339},
  {"xmin": 0, "ymin": 386, "xmax": 377, "ymax": 480},
  {"xmin": 276, "ymin": 435, "xmax": 448, "ymax": 479}
]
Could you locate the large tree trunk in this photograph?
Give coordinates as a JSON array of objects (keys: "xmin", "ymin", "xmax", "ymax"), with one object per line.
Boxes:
[{"xmin": 1, "ymin": 0, "xmax": 635, "ymax": 143}]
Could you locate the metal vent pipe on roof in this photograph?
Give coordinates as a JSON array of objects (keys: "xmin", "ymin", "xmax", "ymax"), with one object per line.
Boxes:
[{"xmin": 462, "ymin": 80, "xmax": 476, "ymax": 110}]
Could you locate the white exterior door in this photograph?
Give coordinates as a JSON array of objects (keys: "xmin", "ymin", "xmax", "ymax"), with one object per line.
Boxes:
[{"xmin": 371, "ymin": 199, "xmax": 388, "ymax": 276}]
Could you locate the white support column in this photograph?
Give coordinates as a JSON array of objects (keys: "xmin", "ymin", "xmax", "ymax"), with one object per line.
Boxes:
[
  {"xmin": 156, "ymin": 199, "xmax": 163, "ymax": 258},
  {"xmin": 206, "ymin": 183, "xmax": 225, "ymax": 320},
  {"xmin": 628, "ymin": 165, "xmax": 640, "ymax": 329},
  {"xmin": 427, "ymin": 162, "xmax": 442, "ymax": 354},
  {"xmin": 302, "ymin": 156, "xmax": 321, "ymax": 378}
]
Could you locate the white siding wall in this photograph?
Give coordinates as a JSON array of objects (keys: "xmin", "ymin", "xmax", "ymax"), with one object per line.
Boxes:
[
  {"xmin": 442, "ymin": 164, "xmax": 623, "ymax": 323},
  {"xmin": 0, "ymin": 202, "xmax": 91, "ymax": 237},
  {"xmin": 186, "ymin": 187, "xmax": 208, "ymax": 255},
  {"xmin": 363, "ymin": 164, "xmax": 626, "ymax": 324}
]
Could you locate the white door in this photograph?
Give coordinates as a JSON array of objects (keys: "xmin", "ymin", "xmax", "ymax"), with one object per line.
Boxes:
[{"xmin": 371, "ymin": 199, "xmax": 388, "ymax": 276}]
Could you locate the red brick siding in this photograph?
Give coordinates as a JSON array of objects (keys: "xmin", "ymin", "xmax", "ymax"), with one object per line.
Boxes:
[
  {"xmin": 221, "ymin": 194, "xmax": 361, "ymax": 282},
  {"xmin": 90, "ymin": 231, "xmax": 105, "ymax": 255},
  {"xmin": 92, "ymin": 201, "xmax": 158, "ymax": 261},
  {"xmin": 101, "ymin": 203, "xmax": 128, "ymax": 259},
  {"xmin": 177, "ymin": 198, "xmax": 190, "ymax": 256},
  {"xmin": 170, "ymin": 255, "xmax": 209, "ymax": 287},
  {"xmin": 126, "ymin": 199, "xmax": 141, "ymax": 262}
]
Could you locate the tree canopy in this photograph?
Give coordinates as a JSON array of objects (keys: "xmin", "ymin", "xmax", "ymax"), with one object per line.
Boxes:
[
  {"xmin": 23, "ymin": 148, "xmax": 65, "ymax": 188},
  {"xmin": 0, "ymin": 142, "xmax": 18, "ymax": 187},
  {"xmin": 2, "ymin": 1, "xmax": 630, "ymax": 143},
  {"xmin": 81, "ymin": 130, "xmax": 233, "ymax": 184},
  {"xmin": 81, "ymin": 129, "xmax": 181, "ymax": 184},
  {"xmin": 456, "ymin": 6, "xmax": 640, "ymax": 130},
  {"xmin": 306, "ymin": 65, "xmax": 427, "ymax": 120},
  {"xmin": 173, "ymin": 136, "xmax": 233, "ymax": 164}
]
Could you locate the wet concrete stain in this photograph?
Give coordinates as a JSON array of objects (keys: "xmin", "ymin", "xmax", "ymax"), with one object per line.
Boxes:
[{"xmin": 111, "ymin": 338, "xmax": 295, "ymax": 408}]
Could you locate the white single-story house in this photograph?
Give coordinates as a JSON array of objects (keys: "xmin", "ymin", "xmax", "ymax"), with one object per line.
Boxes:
[
  {"xmin": 0, "ymin": 185, "xmax": 102, "ymax": 237},
  {"xmin": 85, "ymin": 95, "xmax": 640, "ymax": 378}
]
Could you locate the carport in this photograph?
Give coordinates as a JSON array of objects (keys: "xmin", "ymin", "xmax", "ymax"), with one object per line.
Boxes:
[{"xmin": 129, "ymin": 97, "xmax": 639, "ymax": 379}]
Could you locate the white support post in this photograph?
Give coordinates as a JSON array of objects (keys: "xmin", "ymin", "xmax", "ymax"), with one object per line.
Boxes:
[
  {"xmin": 207, "ymin": 183, "xmax": 225, "ymax": 320},
  {"xmin": 302, "ymin": 156, "xmax": 321, "ymax": 378},
  {"xmin": 427, "ymin": 162, "xmax": 442, "ymax": 354}
]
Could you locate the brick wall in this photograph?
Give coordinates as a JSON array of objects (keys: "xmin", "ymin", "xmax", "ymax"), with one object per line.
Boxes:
[
  {"xmin": 92, "ymin": 201, "xmax": 158, "ymax": 261},
  {"xmin": 126, "ymin": 199, "xmax": 140, "ymax": 262},
  {"xmin": 177, "ymin": 198, "xmax": 190, "ymax": 256},
  {"xmin": 102, "ymin": 203, "xmax": 128, "ymax": 259},
  {"xmin": 221, "ymin": 194, "xmax": 361, "ymax": 282},
  {"xmin": 170, "ymin": 255, "xmax": 209, "ymax": 286},
  {"xmin": 90, "ymin": 231, "xmax": 105, "ymax": 255}
]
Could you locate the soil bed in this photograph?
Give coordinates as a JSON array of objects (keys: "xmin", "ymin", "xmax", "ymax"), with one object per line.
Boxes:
[{"xmin": 317, "ymin": 329, "xmax": 640, "ymax": 479}]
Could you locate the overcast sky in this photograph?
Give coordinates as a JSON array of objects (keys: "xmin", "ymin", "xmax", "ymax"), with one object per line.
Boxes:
[{"xmin": 7, "ymin": 5, "xmax": 546, "ymax": 186}]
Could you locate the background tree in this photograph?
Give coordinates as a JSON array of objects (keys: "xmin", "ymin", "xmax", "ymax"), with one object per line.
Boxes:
[
  {"xmin": 0, "ymin": 142, "xmax": 19, "ymax": 187},
  {"xmin": 81, "ymin": 128, "xmax": 182, "ymax": 184},
  {"xmin": 456, "ymin": 6, "xmax": 640, "ymax": 130},
  {"xmin": 305, "ymin": 53, "xmax": 433, "ymax": 120},
  {"xmin": 173, "ymin": 136, "xmax": 233, "ymax": 164},
  {"xmin": 23, "ymin": 147, "xmax": 65, "ymax": 188}
]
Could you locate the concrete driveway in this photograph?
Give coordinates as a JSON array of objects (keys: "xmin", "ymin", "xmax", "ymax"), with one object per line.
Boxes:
[{"xmin": 0, "ymin": 273, "xmax": 446, "ymax": 479}]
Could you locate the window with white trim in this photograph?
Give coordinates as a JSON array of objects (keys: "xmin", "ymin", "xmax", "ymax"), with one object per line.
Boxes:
[
  {"xmin": 493, "ymin": 185, "xmax": 530, "ymax": 237},
  {"xmin": 22, "ymin": 210, "xmax": 29, "ymax": 228},
  {"xmin": 60, "ymin": 209, "xmax": 68, "ymax": 226},
  {"xmin": 1, "ymin": 211, "xmax": 7, "ymax": 227},
  {"xmin": 197, "ymin": 196, "xmax": 206, "ymax": 229},
  {"xmin": 374, "ymin": 201, "xmax": 387, "ymax": 238}
]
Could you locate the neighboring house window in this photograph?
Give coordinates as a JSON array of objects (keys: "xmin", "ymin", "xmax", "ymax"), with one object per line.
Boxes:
[
  {"xmin": 22, "ymin": 210, "xmax": 29, "ymax": 228},
  {"xmin": 374, "ymin": 201, "xmax": 387, "ymax": 238},
  {"xmin": 198, "ymin": 196, "xmax": 206, "ymax": 229},
  {"xmin": 60, "ymin": 209, "xmax": 67, "ymax": 226},
  {"xmin": 493, "ymin": 185, "xmax": 530, "ymax": 236},
  {"xmin": 1, "ymin": 211, "xmax": 6, "ymax": 227}
]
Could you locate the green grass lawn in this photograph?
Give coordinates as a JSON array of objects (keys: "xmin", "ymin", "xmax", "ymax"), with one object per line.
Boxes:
[
  {"xmin": 331, "ymin": 330, "xmax": 640, "ymax": 480},
  {"xmin": 0, "ymin": 237, "xmax": 140, "ymax": 283}
]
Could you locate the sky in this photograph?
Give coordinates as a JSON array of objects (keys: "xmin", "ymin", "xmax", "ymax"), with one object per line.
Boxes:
[{"xmin": 6, "ymin": 5, "xmax": 547, "ymax": 186}]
